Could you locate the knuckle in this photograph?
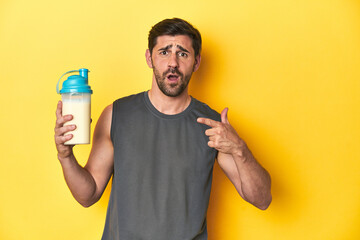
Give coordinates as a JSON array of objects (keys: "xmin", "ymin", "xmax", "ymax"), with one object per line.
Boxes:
[
  {"xmin": 56, "ymin": 118, "xmax": 62, "ymax": 126},
  {"xmin": 55, "ymin": 136, "xmax": 62, "ymax": 145},
  {"xmin": 55, "ymin": 134, "xmax": 66, "ymax": 144},
  {"xmin": 56, "ymin": 127, "xmax": 63, "ymax": 136},
  {"xmin": 61, "ymin": 136, "xmax": 68, "ymax": 143}
]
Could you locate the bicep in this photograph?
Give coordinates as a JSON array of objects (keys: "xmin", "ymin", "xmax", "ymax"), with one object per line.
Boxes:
[
  {"xmin": 85, "ymin": 104, "xmax": 114, "ymax": 199},
  {"xmin": 217, "ymin": 152, "xmax": 245, "ymax": 199}
]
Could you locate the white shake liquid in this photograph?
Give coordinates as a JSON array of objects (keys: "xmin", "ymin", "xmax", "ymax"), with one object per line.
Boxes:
[{"xmin": 62, "ymin": 93, "xmax": 91, "ymax": 145}]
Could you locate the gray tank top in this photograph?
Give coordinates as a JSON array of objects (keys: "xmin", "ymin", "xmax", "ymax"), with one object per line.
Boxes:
[{"xmin": 102, "ymin": 92, "xmax": 220, "ymax": 240}]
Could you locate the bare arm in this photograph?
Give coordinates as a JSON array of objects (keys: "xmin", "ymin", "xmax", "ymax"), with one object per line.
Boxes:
[
  {"xmin": 197, "ymin": 108, "xmax": 272, "ymax": 210},
  {"xmin": 54, "ymin": 101, "xmax": 114, "ymax": 207}
]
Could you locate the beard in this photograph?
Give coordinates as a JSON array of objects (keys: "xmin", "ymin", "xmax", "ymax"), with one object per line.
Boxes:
[{"xmin": 153, "ymin": 66, "xmax": 193, "ymax": 97}]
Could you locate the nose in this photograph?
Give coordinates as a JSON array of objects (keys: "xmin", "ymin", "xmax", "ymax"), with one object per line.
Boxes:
[{"xmin": 168, "ymin": 53, "xmax": 179, "ymax": 68}]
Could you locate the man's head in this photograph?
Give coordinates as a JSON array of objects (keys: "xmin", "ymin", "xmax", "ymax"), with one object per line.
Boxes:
[
  {"xmin": 146, "ymin": 18, "xmax": 202, "ymax": 98},
  {"xmin": 148, "ymin": 18, "xmax": 202, "ymax": 57}
]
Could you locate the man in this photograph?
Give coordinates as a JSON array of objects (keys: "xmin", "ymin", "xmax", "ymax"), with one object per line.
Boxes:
[{"xmin": 54, "ymin": 18, "xmax": 271, "ymax": 240}]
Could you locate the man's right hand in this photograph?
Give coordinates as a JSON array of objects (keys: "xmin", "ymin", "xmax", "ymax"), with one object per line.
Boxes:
[
  {"xmin": 54, "ymin": 102, "xmax": 114, "ymax": 207},
  {"xmin": 54, "ymin": 100, "xmax": 76, "ymax": 161}
]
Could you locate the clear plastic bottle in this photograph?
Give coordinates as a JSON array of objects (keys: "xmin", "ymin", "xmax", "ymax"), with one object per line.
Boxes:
[{"xmin": 57, "ymin": 68, "xmax": 93, "ymax": 145}]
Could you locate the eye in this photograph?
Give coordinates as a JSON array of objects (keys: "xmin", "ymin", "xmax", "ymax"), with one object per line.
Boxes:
[
  {"xmin": 178, "ymin": 52, "xmax": 188, "ymax": 58},
  {"xmin": 159, "ymin": 50, "xmax": 168, "ymax": 55}
]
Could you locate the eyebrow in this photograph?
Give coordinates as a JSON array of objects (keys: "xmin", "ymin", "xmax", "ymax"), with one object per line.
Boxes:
[{"xmin": 158, "ymin": 44, "xmax": 190, "ymax": 53}]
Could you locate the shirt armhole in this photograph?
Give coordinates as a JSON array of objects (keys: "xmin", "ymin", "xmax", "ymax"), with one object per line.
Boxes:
[{"xmin": 110, "ymin": 101, "xmax": 117, "ymax": 144}]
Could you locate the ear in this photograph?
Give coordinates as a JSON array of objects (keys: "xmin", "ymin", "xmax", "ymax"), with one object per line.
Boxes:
[
  {"xmin": 193, "ymin": 54, "xmax": 201, "ymax": 72},
  {"xmin": 145, "ymin": 49, "xmax": 153, "ymax": 68}
]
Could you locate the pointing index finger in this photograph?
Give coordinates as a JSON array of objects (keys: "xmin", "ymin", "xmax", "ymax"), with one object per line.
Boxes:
[{"xmin": 197, "ymin": 117, "xmax": 219, "ymax": 128}]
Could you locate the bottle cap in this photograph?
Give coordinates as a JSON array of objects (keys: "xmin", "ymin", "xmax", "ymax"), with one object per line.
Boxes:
[{"xmin": 57, "ymin": 68, "xmax": 93, "ymax": 94}]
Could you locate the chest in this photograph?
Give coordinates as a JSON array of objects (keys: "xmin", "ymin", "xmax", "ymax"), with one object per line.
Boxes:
[{"xmin": 112, "ymin": 113, "xmax": 216, "ymax": 177}]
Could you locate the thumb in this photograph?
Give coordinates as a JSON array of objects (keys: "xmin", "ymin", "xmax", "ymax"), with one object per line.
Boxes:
[{"xmin": 221, "ymin": 107, "xmax": 229, "ymax": 124}]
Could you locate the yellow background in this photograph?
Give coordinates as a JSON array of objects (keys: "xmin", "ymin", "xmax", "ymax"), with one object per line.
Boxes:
[{"xmin": 0, "ymin": 0, "xmax": 359, "ymax": 239}]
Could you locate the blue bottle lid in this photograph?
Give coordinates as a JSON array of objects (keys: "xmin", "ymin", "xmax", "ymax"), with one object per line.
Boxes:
[{"xmin": 57, "ymin": 68, "xmax": 93, "ymax": 94}]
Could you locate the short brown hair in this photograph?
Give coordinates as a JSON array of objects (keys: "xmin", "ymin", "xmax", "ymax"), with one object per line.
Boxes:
[{"xmin": 148, "ymin": 18, "xmax": 202, "ymax": 57}]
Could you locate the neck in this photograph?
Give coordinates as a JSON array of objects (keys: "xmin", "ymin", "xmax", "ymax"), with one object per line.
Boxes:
[{"xmin": 148, "ymin": 80, "xmax": 191, "ymax": 115}]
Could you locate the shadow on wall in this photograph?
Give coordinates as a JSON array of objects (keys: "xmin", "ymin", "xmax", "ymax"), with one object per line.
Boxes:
[
  {"xmin": 96, "ymin": 176, "xmax": 112, "ymax": 218},
  {"xmin": 207, "ymin": 114, "xmax": 307, "ymax": 239},
  {"xmin": 191, "ymin": 40, "xmax": 306, "ymax": 237},
  {"xmin": 189, "ymin": 43, "xmax": 218, "ymax": 103},
  {"xmin": 189, "ymin": 44, "xmax": 237, "ymax": 238}
]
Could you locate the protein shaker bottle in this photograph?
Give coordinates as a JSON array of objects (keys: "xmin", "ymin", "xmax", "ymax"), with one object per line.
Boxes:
[{"xmin": 56, "ymin": 68, "xmax": 93, "ymax": 145}]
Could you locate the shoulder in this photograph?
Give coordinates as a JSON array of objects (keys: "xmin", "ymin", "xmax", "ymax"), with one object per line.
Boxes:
[
  {"xmin": 111, "ymin": 92, "xmax": 148, "ymax": 118},
  {"xmin": 191, "ymin": 97, "xmax": 221, "ymax": 122},
  {"xmin": 96, "ymin": 104, "xmax": 113, "ymax": 133},
  {"xmin": 102, "ymin": 104, "xmax": 113, "ymax": 119},
  {"xmin": 113, "ymin": 92, "xmax": 144, "ymax": 106}
]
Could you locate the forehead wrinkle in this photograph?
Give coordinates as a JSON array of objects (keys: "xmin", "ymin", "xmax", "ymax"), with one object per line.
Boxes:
[
  {"xmin": 158, "ymin": 44, "xmax": 173, "ymax": 51},
  {"xmin": 176, "ymin": 45, "xmax": 190, "ymax": 53},
  {"xmin": 158, "ymin": 44, "xmax": 190, "ymax": 53}
]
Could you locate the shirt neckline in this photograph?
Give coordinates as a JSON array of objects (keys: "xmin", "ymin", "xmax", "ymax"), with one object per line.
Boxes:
[{"xmin": 143, "ymin": 91, "xmax": 195, "ymax": 119}]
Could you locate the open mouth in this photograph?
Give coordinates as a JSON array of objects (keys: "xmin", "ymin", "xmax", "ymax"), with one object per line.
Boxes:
[{"xmin": 167, "ymin": 74, "xmax": 179, "ymax": 82}]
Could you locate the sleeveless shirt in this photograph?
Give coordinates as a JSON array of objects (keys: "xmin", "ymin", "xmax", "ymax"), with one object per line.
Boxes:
[{"xmin": 101, "ymin": 91, "xmax": 220, "ymax": 240}]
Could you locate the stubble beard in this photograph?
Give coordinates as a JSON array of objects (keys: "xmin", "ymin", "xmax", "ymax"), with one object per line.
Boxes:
[{"xmin": 153, "ymin": 66, "xmax": 194, "ymax": 97}]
